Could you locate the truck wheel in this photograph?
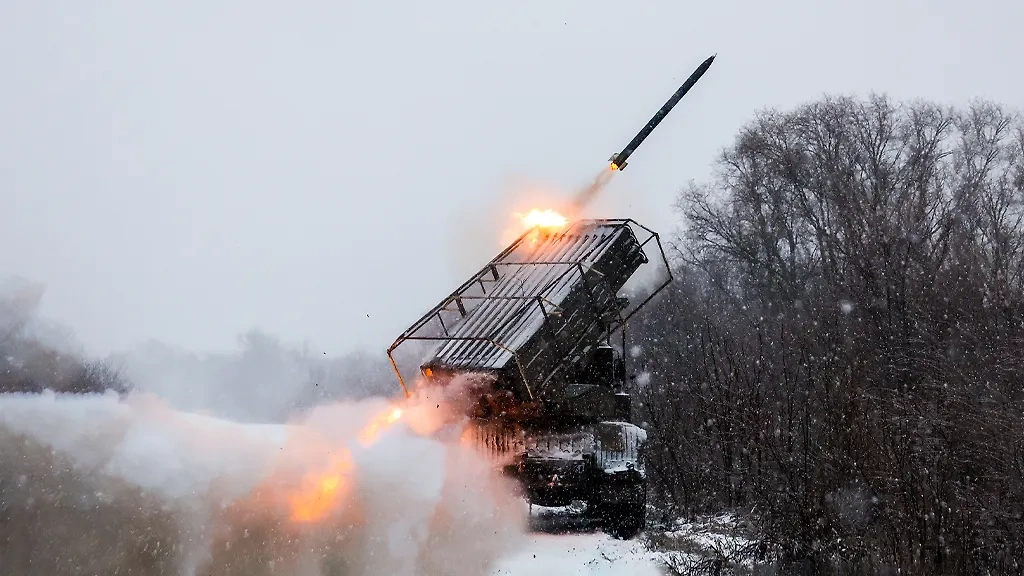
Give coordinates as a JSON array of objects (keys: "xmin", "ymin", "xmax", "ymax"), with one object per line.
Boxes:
[
  {"xmin": 595, "ymin": 482, "xmax": 646, "ymax": 539},
  {"xmin": 603, "ymin": 501, "xmax": 645, "ymax": 539}
]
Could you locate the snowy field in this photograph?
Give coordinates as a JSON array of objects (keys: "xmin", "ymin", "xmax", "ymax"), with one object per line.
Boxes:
[
  {"xmin": 499, "ymin": 509, "xmax": 757, "ymax": 576},
  {"xmin": 495, "ymin": 533, "xmax": 663, "ymax": 576}
]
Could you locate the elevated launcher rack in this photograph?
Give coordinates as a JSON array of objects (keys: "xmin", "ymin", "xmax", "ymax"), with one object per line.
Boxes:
[{"xmin": 387, "ymin": 219, "xmax": 672, "ymax": 402}]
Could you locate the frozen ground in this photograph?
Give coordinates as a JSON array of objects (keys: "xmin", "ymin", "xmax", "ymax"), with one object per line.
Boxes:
[
  {"xmin": 496, "ymin": 508, "xmax": 759, "ymax": 576},
  {"xmin": 490, "ymin": 503, "xmax": 664, "ymax": 575},
  {"xmin": 495, "ymin": 533, "xmax": 663, "ymax": 576},
  {"xmin": 648, "ymin": 514, "xmax": 762, "ymax": 575}
]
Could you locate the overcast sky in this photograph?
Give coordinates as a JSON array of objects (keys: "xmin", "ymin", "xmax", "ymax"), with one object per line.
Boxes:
[{"xmin": 2, "ymin": 0, "xmax": 1022, "ymax": 357}]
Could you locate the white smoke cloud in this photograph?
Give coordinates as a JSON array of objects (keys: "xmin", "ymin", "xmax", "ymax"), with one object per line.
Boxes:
[
  {"xmin": 0, "ymin": 254, "xmax": 665, "ymax": 575},
  {"xmin": 108, "ymin": 330, "xmax": 398, "ymax": 423},
  {"xmin": 0, "ymin": 387, "xmax": 527, "ymax": 575}
]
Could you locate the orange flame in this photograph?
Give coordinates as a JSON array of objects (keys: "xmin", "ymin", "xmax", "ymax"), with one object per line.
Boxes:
[
  {"xmin": 286, "ymin": 405, "xmax": 405, "ymax": 523},
  {"xmin": 519, "ymin": 208, "xmax": 568, "ymax": 231},
  {"xmin": 514, "ymin": 208, "xmax": 569, "ymax": 246},
  {"xmin": 288, "ymin": 453, "xmax": 353, "ymax": 523},
  {"xmin": 357, "ymin": 406, "xmax": 404, "ymax": 446}
]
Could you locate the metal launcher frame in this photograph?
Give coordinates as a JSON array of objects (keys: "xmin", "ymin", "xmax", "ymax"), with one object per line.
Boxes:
[{"xmin": 386, "ymin": 218, "xmax": 672, "ymax": 400}]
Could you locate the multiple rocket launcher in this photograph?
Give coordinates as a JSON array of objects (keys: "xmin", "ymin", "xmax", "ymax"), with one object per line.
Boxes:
[
  {"xmin": 388, "ymin": 54, "xmax": 717, "ymax": 400},
  {"xmin": 384, "ymin": 56, "xmax": 718, "ymax": 540}
]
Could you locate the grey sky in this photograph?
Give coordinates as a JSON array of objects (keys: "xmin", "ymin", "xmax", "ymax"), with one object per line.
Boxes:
[{"xmin": 2, "ymin": 0, "xmax": 1021, "ymax": 357}]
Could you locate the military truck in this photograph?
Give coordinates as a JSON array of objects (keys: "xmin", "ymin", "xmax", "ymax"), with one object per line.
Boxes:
[{"xmin": 387, "ymin": 218, "xmax": 671, "ymax": 539}]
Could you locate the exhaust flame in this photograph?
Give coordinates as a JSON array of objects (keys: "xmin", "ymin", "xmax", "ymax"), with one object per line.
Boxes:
[
  {"xmin": 357, "ymin": 406, "xmax": 404, "ymax": 446},
  {"xmin": 288, "ymin": 453, "xmax": 354, "ymax": 523},
  {"xmin": 518, "ymin": 208, "xmax": 568, "ymax": 231},
  {"xmin": 512, "ymin": 208, "xmax": 570, "ymax": 246},
  {"xmin": 287, "ymin": 405, "xmax": 405, "ymax": 523},
  {"xmin": 500, "ymin": 164, "xmax": 618, "ymax": 248}
]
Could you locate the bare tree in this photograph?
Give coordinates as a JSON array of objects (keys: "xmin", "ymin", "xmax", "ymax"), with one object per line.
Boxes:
[{"xmin": 636, "ymin": 95, "xmax": 1024, "ymax": 575}]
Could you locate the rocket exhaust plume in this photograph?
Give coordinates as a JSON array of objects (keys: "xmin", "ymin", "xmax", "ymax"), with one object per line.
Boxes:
[
  {"xmin": 567, "ymin": 164, "xmax": 618, "ymax": 217},
  {"xmin": 498, "ymin": 54, "xmax": 716, "ymax": 247},
  {"xmin": 0, "ymin": 384, "xmax": 527, "ymax": 576},
  {"xmin": 570, "ymin": 54, "xmax": 716, "ymax": 217}
]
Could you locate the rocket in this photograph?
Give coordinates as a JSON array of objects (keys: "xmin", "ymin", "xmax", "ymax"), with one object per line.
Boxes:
[{"xmin": 609, "ymin": 54, "xmax": 716, "ymax": 171}]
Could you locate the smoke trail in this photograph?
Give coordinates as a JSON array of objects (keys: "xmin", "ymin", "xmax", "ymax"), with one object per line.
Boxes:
[
  {"xmin": 0, "ymin": 387, "xmax": 527, "ymax": 576},
  {"xmin": 567, "ymin": 165, "xmax": 617, "ymax": 218}
]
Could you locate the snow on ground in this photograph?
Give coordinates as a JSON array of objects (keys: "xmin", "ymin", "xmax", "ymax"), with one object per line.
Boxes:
[
  {"xmin": 648, "ymin": 513, "xmax": 761, "ymax": 574},
  {"xmin": 660, "ymin": 513, "xmax": 757, "ymax": 551},
  {"xmin": 494, "ymin": 509, "xmax": 760, "ymax": 576},
  {"xmin": 494, "ymin": 533, "xmax": 663, "ymax": 576},
  {"xmin": 492, "ymin": 503, "xmax": 666, "ymax": 575}
]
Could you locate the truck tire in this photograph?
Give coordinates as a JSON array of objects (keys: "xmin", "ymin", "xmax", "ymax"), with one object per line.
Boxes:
[
  {"xmin": 603, "ymin": 500, "xmax": 645, "ymax": 539},
  {"xmin": 593, "ymin": 482, "xmax": 646, "ymax": 539}
]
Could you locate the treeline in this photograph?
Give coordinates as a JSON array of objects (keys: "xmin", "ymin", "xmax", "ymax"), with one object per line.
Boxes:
[
  {"xmin": 1, "ymin": 280, "xmax": 395, "ymax": 421},
  {"xmin": 632, "ymin": 95, "xmax": 1024, "ymax": 574},
  {"xmin": 0, "ymin": 281, "xmax": 130, "ymax": 395},
  {"xmin": 111, "ymin": 331, "xmax": 396, "ymax": 422}
]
